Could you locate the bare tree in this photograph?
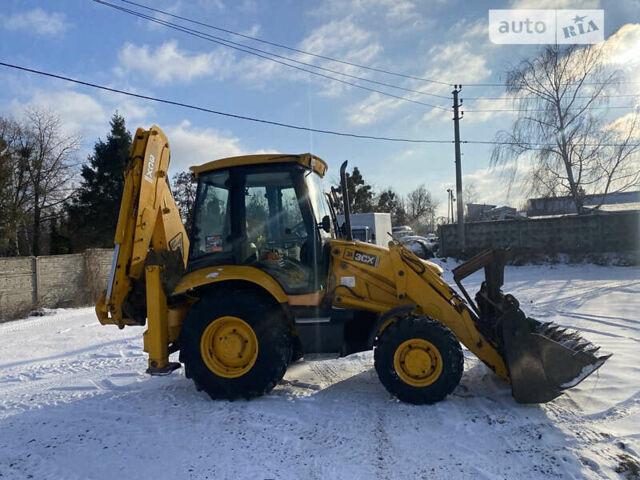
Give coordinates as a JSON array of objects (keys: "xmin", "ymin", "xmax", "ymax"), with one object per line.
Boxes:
[
  {"xmin": 0, "ymin": 110, "xmax": 79, "ymax": 256},
  {"xmin": 492, "ymin": 44, "xmax": 640, "ymax": 214},
  {"xmin": 0, "ymin": 118, "xmax": 32, "ymax": 255},
  {"xmin": 406, "ymin": 185, "xmax": 439, "ymax": 233},
  {"xmin": 464, "ymin": 182, "xmax": 479, "ymax": 205}
]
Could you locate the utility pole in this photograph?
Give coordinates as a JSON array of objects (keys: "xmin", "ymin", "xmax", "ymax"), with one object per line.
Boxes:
[
  {"xmin": 446, "ymin": 188, "xmax": 455, "ymax": 223},
  {"xmin": 452, "ymin": 85, "xmax": 465, "ymax": 252}
]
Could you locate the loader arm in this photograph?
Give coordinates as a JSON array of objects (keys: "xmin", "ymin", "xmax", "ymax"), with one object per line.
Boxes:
[
  {"xmin": 96, "ymin": 126, "xmax": 189, "ymax": 371},
  {"xmin": 330, "ymin": 240, "xmax": 610, "ymax": 402},
  {"xmin": 331, "ymin": 240, "xmax": 510, "ymax": 380}
]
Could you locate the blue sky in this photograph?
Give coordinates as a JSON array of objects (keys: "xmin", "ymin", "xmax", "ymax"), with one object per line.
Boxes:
[{"xmin": 1, "ymin": 0, "xmax": 638, "ymax": 216}]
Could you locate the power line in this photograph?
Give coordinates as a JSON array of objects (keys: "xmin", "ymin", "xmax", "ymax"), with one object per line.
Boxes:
[
  {"xmin": 109, "ymin": 0, "xmax": 640, "ymax": 91},
  {"xmin": 2, "ymin": 61, "xmax": 633, "ymax": 148},
  {"xmin": 462, "ymin": 80, "xmax": 640, "ymax": 87},
  {"xmin": 114, "ymin": 0, "xmax": 453, "ymax": 87},
  {"xmin": 97, "ymin": 0, "xmax": 449, "ymax": 102},
  {"xmin": 463, "ymin": 93, "xmax": 640, "ymax": 101},
  {"xmin": 94, "ymin": 0, "xmax": 451, "ymax": 110},
  {"xmin": 464, "ymin": 105, "xmax": 637, "ymax": 113},
  {"xmin": 0, "ymin": 61, "xmax": 452, "ymax": 144}
]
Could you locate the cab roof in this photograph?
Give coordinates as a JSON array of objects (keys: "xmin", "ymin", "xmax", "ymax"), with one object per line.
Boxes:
[{"xmin": 190, "ymin": 153, "xmax": 328, "ymax": 178}]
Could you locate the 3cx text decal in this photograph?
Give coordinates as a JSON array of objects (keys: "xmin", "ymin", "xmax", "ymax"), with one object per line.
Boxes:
[{"xmin": 353, "ymin": 250, "xmax": 380, "ymax": 267}]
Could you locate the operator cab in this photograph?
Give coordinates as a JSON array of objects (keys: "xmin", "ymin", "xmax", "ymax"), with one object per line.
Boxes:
[{"xmin": 188, "ymin": 154, "xmax": 335, "ymax": 295}]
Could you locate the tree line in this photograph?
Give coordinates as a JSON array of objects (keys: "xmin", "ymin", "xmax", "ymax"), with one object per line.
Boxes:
[
  {"xmin": 336, "ymin": 165, "xmax": 440, "ymax": 234},
  {"xmin": 0, "ymin": 109, "xmax": 440, "ymax": 257},
  {"xmin": 0, "ymin": 111, "xmax": 133, "ymax": 256}
]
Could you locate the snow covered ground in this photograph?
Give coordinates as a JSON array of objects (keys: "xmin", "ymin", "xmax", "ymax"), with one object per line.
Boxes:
[{"xmin": 0, "ymin": 262, "xmax": 638, "ymax": 480}]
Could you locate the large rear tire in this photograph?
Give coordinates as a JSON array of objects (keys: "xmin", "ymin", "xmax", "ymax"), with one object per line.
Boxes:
[
  {"xmin": 179, "ymin": 288, "xmax": 292, "ymax": 400},
  {"xmin": 374, "ymin": 315, "xmax": 463, "ymax": 404}
]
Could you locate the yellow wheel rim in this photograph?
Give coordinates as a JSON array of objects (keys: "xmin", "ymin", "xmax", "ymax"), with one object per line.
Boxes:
[
  {"xmin": 200, "ymin": 316, "xmax": 258, "ymax": 378},
  {"xmin": 393, "ymin": 338, "xmax": 443, "ymax": 387}
]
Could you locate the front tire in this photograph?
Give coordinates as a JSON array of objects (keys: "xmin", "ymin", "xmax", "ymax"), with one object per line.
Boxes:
[
  {"xmin": 179, "ymin": 288, "xmax": 292, "ymax": 400},
  {"xmin": 374, "ymin": 315, "xmax": 463, "ymax": 404}
]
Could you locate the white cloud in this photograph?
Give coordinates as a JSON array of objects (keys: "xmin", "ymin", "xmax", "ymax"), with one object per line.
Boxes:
[
  {"xmin": 428, "ymin": 42, "xmax": 492, "ymax": 85},
  {"xmin": 5, "ymin": 88, "xmax": 263, "ymax": 176},
  {"xmin": 0, "ymin": 8, "xmax": 68, "ymax": 36},
  {"xmin": 237, "ymin": 17, "xmax": 381, "ymax": 97},
  {"xmin": 462, "ymin": 91, "xmax": 518, "ymax": 124},
  {"xmin": 509, "ymin": 0, "xmax": 600, "ymax": 8},
  {"xmin": 7, "ymin": 88, "xmax": 157, "ymax": 148},
  {"xmin": 241, "ymin": 23, "xmax": 261, "ymax": 37},
  {"xmin": 95, "ymin": 91, "xmax": 156, "ymax": 124},
  {"xmin": 603, "ymin": 23, "xmax": 640, "ymax": 72},
  {"xmin": 299, "ymin": 17, "xmax": 377, "ymax": 58},
  {"xmin": 165, "ymin": 120, "xmax": 251, "ymax": 173},
  {"xmin": 310, "ymin": 0, "xmax": 429, "ymax": 30},
  {"xmin": 9, "ymin": 90, "xmax": 107, "ymax": 138},
  {"xmin": 238, "ymin": 0, "xmax": 259, "ymax": 13},
  {"xmin": 301, "ymin": 19, "xmax": 381, "ymax": 97},
  {"xmin": 459, "ymin": 18, "xmax": 489, "ymax": 41},
  {"xmin": 347, "ymin": 93, "xmax": 403, "ymax": 125},
  {"xmin": 604, "ymin": 111, "xmax": 640, "ymax": 141},
  {"xmin": 420, "ymin": 107, "xmax": 450, "ymax": 125},
  {"xmin": 347, "ymin": 40, "xmax": 491, "ymax": 126},
  {"xmin": 441, "ymin": 162, "xmax": 530, "ymax": 209},
  {"xmin": 116, "ymin": 41, "xmax": 235, "ymax": 85}
]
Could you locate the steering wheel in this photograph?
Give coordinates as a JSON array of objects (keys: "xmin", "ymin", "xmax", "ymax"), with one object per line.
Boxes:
[{"xmin": 285, "ymin": 221, "xmax": 307, "ymax": 240}]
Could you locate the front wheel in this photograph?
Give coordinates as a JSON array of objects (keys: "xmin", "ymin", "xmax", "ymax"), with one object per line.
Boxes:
[
  {"xmin": 179, "ymin": 288, "xmax": 292, "ymax": 400},
  {"xmin": 374, "ymin": 315, "xmax": 463, "ymax": 404}
]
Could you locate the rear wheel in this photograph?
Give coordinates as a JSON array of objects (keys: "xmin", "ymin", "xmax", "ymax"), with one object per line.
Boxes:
[
  {"xmin": 179, "ymin": 288, "xmax": 292, "ymax": 400},
  {"xmin": 374, "ymin": 315, "xmax": 463, "ymax": 404}
]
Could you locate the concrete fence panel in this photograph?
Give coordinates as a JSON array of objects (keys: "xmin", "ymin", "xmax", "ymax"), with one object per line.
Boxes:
[
  {"xmin": 0, "ymin": 257, "xmax": 36, "ymax": 320},
  {"xmin": 0, "ymin": 249, "xmax": 114, "ymax": 322},
  {"xmin": 438, "ymin": 211, "xmax": 640, "ymax": 258}
]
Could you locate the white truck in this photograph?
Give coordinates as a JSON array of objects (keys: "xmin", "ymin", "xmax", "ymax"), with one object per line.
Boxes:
[{"xmin": 337, "ymin": 212, "xmax": 392, "ymax": 247}]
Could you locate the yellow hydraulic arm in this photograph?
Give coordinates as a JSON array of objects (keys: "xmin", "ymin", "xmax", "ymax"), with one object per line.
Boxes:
[
  {"xmin": 330, "ymin": 240, "xmax": 510, "ymax": 380},
  {"xmin": 96, "ymin": 126, "xmax": 189, "ymax": 373}
]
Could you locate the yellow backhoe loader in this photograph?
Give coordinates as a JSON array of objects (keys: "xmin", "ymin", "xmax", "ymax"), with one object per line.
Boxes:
[{"xmin": 96, "ymin": 126, "xmax": 609, "ymax": 404}]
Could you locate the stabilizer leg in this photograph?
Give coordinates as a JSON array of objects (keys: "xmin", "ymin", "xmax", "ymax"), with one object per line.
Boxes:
[{"xmin": 144, "ymin": 265, "xmax": 180, "ymax": 375}]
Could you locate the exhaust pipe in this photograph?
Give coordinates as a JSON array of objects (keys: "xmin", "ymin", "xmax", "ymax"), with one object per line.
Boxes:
[{"xmin": 339, "ymin": 160, "xmax": 352, "ymax": 241}]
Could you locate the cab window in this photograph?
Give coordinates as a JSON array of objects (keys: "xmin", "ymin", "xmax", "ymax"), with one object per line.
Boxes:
[
  {"xmin": 306, "ymin": 173, "xmax": 333, "ymax": 240},
  {"xmin": 242, "ymin": 170, "xmax": 313, "ymax": 293},
  {"xmin": 190, "ymin": 170, "xmax": 231, "ymax": 260}
]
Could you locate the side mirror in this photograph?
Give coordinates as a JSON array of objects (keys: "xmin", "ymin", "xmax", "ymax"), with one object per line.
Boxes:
[{"xmin": 320, "ymin": 215, "xmax": 331, "ymax": 233}]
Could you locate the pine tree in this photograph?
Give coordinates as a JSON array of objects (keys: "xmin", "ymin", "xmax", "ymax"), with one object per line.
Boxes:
[
  {"xmin": 67, "ymin": 113, "xmax": 132, "ymax": 250},
  {"xmin": 334, "ymin": 166, "xmax": 374, "ymax": 214},
  {"xmin": 376, "ymin": 188, "xmax": 407, "ymax": 225},
  {"xmin": 49, "ymin": 216, "xmax": 72, "ymax": 254}
]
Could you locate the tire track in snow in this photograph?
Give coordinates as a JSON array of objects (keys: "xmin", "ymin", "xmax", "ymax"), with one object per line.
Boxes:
[
  {"xmin": 373, "ymin": 404, "xmax": 391, "ymax": 480},
  {"xmin": 555, "ymin": 310, "xmax": 640, "ymax": 334},
  {"xmin": 529, "ymin": 281, "xmax": 640, "ymax": 313},
  {"xmin": 544, "ymin": 397, "xmax": 639, "ymax": 472},
  {"xmin": 0, "ymin": 353, "xmax": 147, "ymax": 418}
]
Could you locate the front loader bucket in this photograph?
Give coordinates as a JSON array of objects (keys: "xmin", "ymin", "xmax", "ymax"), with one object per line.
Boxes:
[
  {"xmin": 453, "ymin": 248, "xmax": 611, "ymax": 403},
  {"xmin": 500, "ymin": 308, "xmax": 611, "ymax": 403}
]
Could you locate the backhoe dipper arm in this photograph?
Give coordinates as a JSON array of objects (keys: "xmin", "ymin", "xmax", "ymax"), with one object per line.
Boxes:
[{"xmin": 96, "ymin": 126, "xmax": 189, "ymax": 330}]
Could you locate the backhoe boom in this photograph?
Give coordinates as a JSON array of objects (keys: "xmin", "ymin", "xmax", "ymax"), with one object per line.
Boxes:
[{"xmin": 96, "ymin": 126, "xmax": 189, "ymax": 372}]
